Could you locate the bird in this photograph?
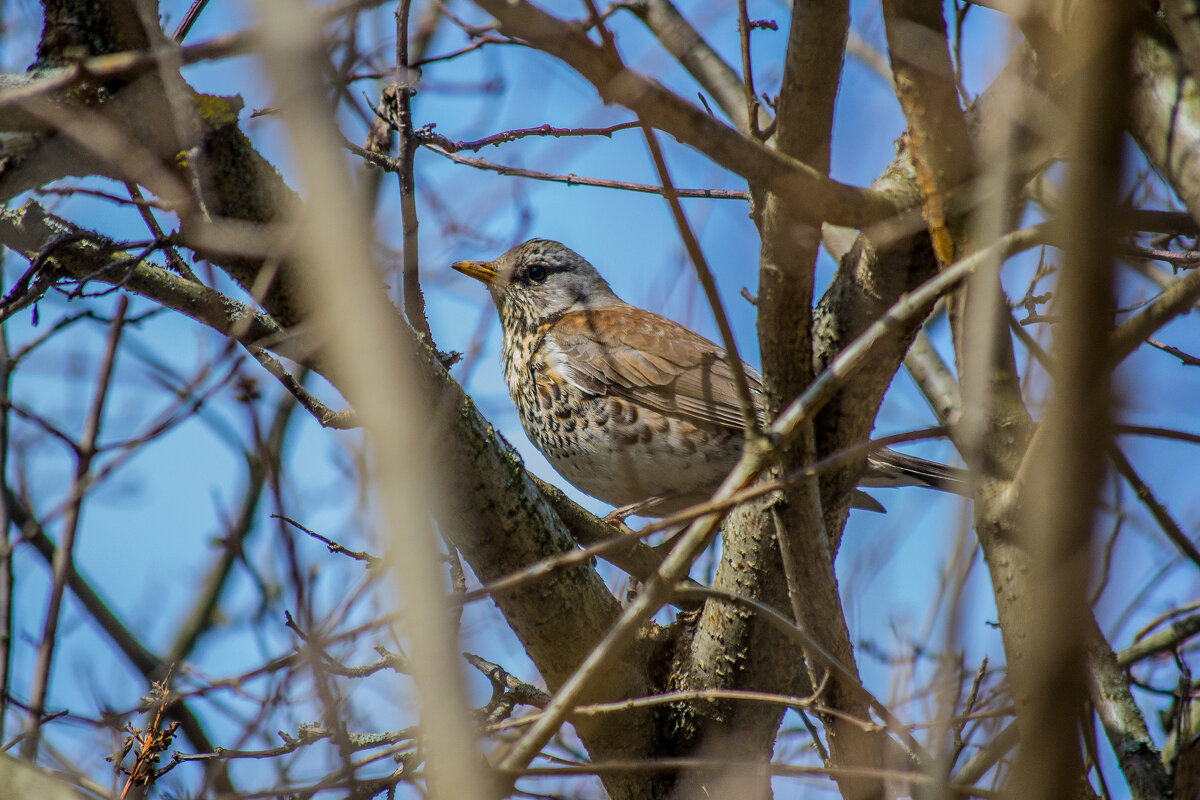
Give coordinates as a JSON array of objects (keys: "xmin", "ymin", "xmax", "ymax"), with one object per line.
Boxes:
[{"xmin": 452, "ymin": 239, "xmax": 966, "ymax": 519}]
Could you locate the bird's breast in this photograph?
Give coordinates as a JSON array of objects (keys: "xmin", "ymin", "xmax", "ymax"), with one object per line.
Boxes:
[{"xmin": 500, "ymin": 334, "xmax": 742, "ymax": 510}]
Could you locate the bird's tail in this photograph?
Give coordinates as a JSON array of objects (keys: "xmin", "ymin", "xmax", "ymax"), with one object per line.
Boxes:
[{"xmin": 862, "ymin": 448, "xmax": 969, "ymax": 496}]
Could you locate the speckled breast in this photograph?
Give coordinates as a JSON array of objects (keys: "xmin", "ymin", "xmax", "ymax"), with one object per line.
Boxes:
[{"xmin": 502, "ymin": 337, "xmax": 743, "ymax": 514}]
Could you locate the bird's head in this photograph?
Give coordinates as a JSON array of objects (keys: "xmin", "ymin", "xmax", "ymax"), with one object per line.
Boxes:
[{"xmin": 452, "ymin": 239, "xmax": 622, "ymax": 332}]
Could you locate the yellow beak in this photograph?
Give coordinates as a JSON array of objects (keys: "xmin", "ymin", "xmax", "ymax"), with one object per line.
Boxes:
[{"xmin": 451, "ymin": 260, "xmax": 498, "ymax": 286}]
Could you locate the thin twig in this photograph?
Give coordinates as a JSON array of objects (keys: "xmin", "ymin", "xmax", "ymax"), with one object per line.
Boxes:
[
  {"xmin": 491, "ymin": 684, "xmax": 824, "ymax": 732},
  {"xmin": 416, "ymin": 143, "xmax": 751, "ymax": 199},
  {"xmin": 1119, "ymin": 242, "xmax": 1200, "ymax": 269},
  {"xmin": 125, "ymin": 183, "xmax": 197, "ymax": 281},
  {"xmin": 464, "ymin": 652, "xmax": 551, "ymax": 721},
  {"xmin": 410, "ymin": 35, "xmax": 517, "ymax": 67},
  {"xmin": 172, "ymin": 0, "xmax": 214, "ymax": 41},
  {"xmin": 0, "ymin": 276, "xmax": 12, "ymax": 733},
  {"xmin": 244, "ymin": 345, "xmax": 359, "ymax": 428},
  {"xmin": 1118, "ymin": 613, "xmax": 1200, "ymax": 666},
  {"xmin": 1107, "ymin": 443, "xmax": 1200, "ymax": 570},
  {"xmin": 1146, "ymin": 337, "xmax": 1200, "ymax": 366},
  {"xmin": 736, "ymin": 0, "xmax": 762, "ymax": 139},
  {"xmin": 23, "ymin": 297, "xmax": 128, "ymax": 759},
  {"xmin": 1134, "ymin": 600, "xmax": 1200, "ymax": 643},
  {"xmin": 638, "ymin": 122, "xmax": 759, "ymax": 437},
  {"xmin": 1110, "ymin": 264, "xmax": 1200, "ymax": 364},
  {"xmin": 274, "ymin": 515, "xmax": 382, "ymax": 567},
  {"xmin": 418, "ymin": 120, "xmax": 641, "ymax": 152},
  {"xmin": 950, "ymin": 656, "xmax": 989, "ymax": 769},
  {"xmin": 395, "ymin": 0, "xmax": 432, "ymax": 338}
]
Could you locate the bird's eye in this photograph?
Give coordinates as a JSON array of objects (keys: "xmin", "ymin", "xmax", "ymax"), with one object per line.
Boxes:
[{"xmin": 526, "ymin": 265, "xmax": 548, "ymax": 284}]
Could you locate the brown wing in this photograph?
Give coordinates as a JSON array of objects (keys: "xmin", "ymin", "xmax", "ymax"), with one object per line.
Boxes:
[
  {"xmin": 544, "ymin": 306, "xmax": 970, "ymax": 500},
  {"xmin": 541, "ymin": 306, "xmax": 763, "ymax": 430}
]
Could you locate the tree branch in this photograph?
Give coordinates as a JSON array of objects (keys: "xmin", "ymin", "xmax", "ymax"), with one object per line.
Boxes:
[{"xmin": 470, "ymin": 0, "xmax": 902, "ymax": 227}]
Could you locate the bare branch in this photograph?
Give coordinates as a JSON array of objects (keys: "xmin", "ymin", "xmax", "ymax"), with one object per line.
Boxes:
[{"xmin": 471, "ymin": 0, "xmax": 902, "ymax": 227}]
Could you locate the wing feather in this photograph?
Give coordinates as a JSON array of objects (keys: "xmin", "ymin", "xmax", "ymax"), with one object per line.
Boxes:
[
  {"xmin": 540, "ymin": 308, "xmax": 969, "ymax": 498},
  {"xmin": 541, "ymin": 306, "xmax": 762, "ymax": 430}
]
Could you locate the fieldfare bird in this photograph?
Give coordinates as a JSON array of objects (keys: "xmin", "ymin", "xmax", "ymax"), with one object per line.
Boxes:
[{"xmin": 453, "ymin": 239, "xmax": 964, "ymax": 518}]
